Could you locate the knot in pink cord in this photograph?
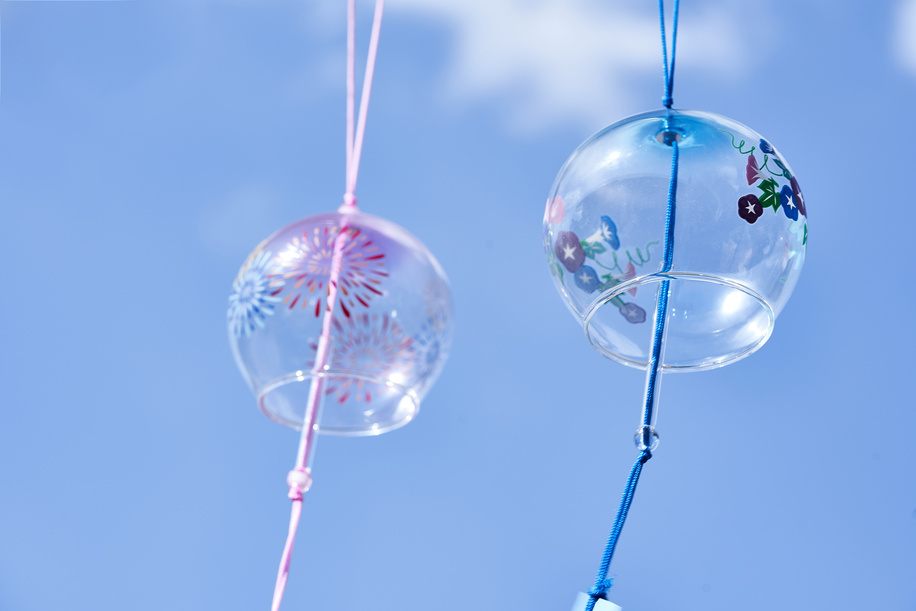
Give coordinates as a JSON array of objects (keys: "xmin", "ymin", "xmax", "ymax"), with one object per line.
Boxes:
[
  {"xmin": 286, "ymin": 468, "xmax": 312, "ymax": 501},
  {"xmin": 342, "ymin": 192, "xmax": 358, "ymax": 209},
  {"xmin": 272, "ymin": 3, "xmax": 384, "ymax": 609}
]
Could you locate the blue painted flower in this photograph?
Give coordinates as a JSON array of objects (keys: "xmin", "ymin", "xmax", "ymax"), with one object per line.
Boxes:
[
  {"xmin": 554, "ymin": 231, "xmax": 585, "ymax": 273},
  {"xmin": 791, "ymin": 176, "xmax": 807, "ymax": 217},
  {"xmin": 780, "ymin": 185, "xmax": 799, "ymax": 221},
  {"xmin": 619, "ymin": 302, "xmax": 646, "ymax": 324},
  {"xmin": 574, "ymin": 265, "xmax": 600, "ymax": 293},
  {"xmin": 599, "ymin": 215, "xmax": 620, "ymax": 250},
  {"xmin": 759, "ymin": 139, "xmax": 775, "ymax": 155}
]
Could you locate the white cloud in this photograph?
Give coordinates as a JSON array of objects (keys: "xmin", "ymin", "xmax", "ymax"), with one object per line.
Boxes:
[
  {"xmin": 895, "ymin": 0, "xmax": 916, "ymax": 74},
  {"xmin": 387, "ymin": 0, "xmax": 752, "ymax": 131}
]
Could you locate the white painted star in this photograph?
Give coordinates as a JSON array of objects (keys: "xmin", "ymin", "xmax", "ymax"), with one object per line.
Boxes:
[
  {"xmin": 579, "ymin": 271, "xmax": 592, "ymax": 284},
  {"xmin": 785, "ymin": 194, "xmax": 796, "ymax": 209},
  {"xmin": 745, "ymin": 202, "xmax": 758, "ymax": 215},
  {"xmin": 562, "ymin": 244, "xmax": 577, "ymax": 260},
  {"xmin": 600, "ymin": 223, "xmax": 613, "ymax": 241}
]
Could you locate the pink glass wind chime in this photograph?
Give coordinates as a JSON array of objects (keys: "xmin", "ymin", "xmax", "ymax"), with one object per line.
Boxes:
[
  {"xmin": 227, "ymin": 1, "xmax": 453, "ymax": 608},
  {"xmin": 545, "ymin": 2, "xmax": 807, "ymax": 609}
]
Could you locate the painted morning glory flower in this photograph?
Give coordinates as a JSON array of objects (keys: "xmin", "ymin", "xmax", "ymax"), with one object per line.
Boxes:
[
  {"xmin": 574, "ymin": 265, "xmax": 600, "ymax": 293},
  {"xmin": 791, "ymin": 176, "xmax": 807, "ymax": 217},
  {"xmin": 737, "ymin": 193, "xmax": 762, "ymax": 224},
  {"xmin": 619, "ymin": 302, "xmax": 646, "ymax": 324},
  {"xmin": 554, "ymin": 230, "xmax": 585, "ymax": 273},
  {"xmin": 780, "ymin": 185, "xmax": 799, "ymax": 221},
  {"xmin": 600, "ymin": 215, "xmax": 620, "ymax": 250},
  {"xmin": 623, "ymin": 262, "xmax": 637, "ymax": 296},
  {"xmin": 746, "ymin": 154, "xmax": 765, "ymax": 185},
  {"xmin": 759, "ymin": 139, "xmax": 775, "ymax": 155},
  {"xmin": 545, "ymin": 195, "xmax": 566, "ymax": 225}
]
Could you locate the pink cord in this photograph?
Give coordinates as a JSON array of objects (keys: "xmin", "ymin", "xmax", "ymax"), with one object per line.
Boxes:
[
  {"xmin": 271, "ymin": 499, "xmax": 302, "ymax": 611},
  {"xmin": 269, "ymin": 1, "xmax": 385, "ymax": 609},
  {"xmin": 344, "ymin": 0, "xmax": 385, "ymax": 208},
  {"xmin": 345, "ymin": 0, "xmax": 355, "ymax": 190}
]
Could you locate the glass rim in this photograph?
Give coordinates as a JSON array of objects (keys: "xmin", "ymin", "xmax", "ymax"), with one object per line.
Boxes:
[
  {"xmin": 582, "ymin": 272, "xmax": 776, "ymax": 372},
  {"xmin": 257, "ymin": 370, "xmax": 420, "ymax": 437}
]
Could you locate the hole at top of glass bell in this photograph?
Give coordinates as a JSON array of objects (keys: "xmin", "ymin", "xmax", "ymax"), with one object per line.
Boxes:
[
  {"xmin": 583, "ymin": 274, "xmax": 775, "ymax": 371},
  {"xmin": 257, "ymin": 370, "xmax": 420, "ymax": 436},
  {"xmin": 655, "ymin": 128, "xmax": 683, "ymax": 145}
]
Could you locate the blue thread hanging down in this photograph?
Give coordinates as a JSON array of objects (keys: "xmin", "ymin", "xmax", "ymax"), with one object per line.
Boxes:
[
  {"xmin": 584, "ymin": 450, "xmax": 652, "ymax": 609},
  {"xmin": 584, "ymin": 2, "xmax": 680, "ymax": 608}
]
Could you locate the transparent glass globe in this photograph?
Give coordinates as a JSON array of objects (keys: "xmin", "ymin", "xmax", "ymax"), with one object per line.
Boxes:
[
  {"xmin": 544, "ymin": 109, "xmax": 807, "ymax": 371},
  {"xmin": 228, "ymin": 210, "xmax": 454, "ymax": 436}
]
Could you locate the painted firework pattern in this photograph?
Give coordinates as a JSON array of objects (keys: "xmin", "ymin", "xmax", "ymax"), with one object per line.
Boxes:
[
  {"xmin": 228, "ymin": 249, "xmax": 285, "ymax": 337},
  {"xmin": 413, "ymin": 280, "xmax": 452, "ymax": 384},
  {"xmin": 231, "ymin": 222, "xmax": 450, "ymax": 404},
  {"xmin": 273, "ymin": 224, "xmax": 387, "ymax": 318},
  {"xmin": 310, "ymin": 312, "xmax": 417, "ymax": 404}
]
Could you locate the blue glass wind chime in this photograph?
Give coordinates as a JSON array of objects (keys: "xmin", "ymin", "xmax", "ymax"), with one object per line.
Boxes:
[{"xmin": 544, "ymin": 2, "xmax": 807, "ymax": 609}]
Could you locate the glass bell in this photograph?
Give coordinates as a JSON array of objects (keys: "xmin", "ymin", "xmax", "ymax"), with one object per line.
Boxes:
[
  {"xmin": 228, "ymin": 209, "xmax": 454, "ymax": 435},
  {"xmin": 544, "ymin": 109, "xmax": 807, "ymax": 371}
]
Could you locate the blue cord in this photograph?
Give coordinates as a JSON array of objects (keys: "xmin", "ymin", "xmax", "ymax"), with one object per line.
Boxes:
[
  {"xmin": 585, "ymin": 1, "xmax": 680, "ymax": 606},
  {"xmin": 659, "ymin": 0, "xmax": 679, "ymax": 108},
  {"xmin": 584, "ymin": 450, "xmax": 652, "ymax": 610},
  {"xmin": 643, "ymin": 139, "xmax": 678, "ymax": 430}
]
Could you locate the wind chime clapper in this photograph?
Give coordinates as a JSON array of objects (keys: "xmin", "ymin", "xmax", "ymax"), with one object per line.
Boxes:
[
  {"xmin": 226, "ymin": 0, "xmax": 454, "ymax": 608},
  {"xmin": 545, "ymin": 2, "xmax": 807, "ymax": 609},
  {"xmin": 571, "ymin": 592, "xmax": 622, "ymax": 611}
]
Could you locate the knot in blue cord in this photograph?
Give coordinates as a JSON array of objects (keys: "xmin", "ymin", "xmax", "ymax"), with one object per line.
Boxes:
[
  {"xmin": 588, "ymin": 579, "xmax": 614, "ymax": 599},
  {"xmin": 658, "ymin": 0, "xmax": 679, "ymax": 109},
  {"xmin": 580, "ymin": 3, "xmax": 679, "ymax": 604}
]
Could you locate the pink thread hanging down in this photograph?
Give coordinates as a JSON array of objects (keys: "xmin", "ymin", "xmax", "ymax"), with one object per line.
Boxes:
[{"xmin": 270, "ymin": 1, "xmax": 385, "ymax": 609}]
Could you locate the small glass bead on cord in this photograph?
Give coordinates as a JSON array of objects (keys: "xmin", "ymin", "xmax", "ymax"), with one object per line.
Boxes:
[
  {"xmin": 634, "ymin": 425, "xmax": 659, "ymax": 453},
  {"xmin": 286, "ymin": 468, "xmax": 313, "ymax": 500}
]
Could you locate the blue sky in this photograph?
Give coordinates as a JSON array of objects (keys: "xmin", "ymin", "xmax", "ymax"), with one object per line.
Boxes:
[{"xmin": 0, "ymin": 1, "xmax": 915, "ymax": 610}]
